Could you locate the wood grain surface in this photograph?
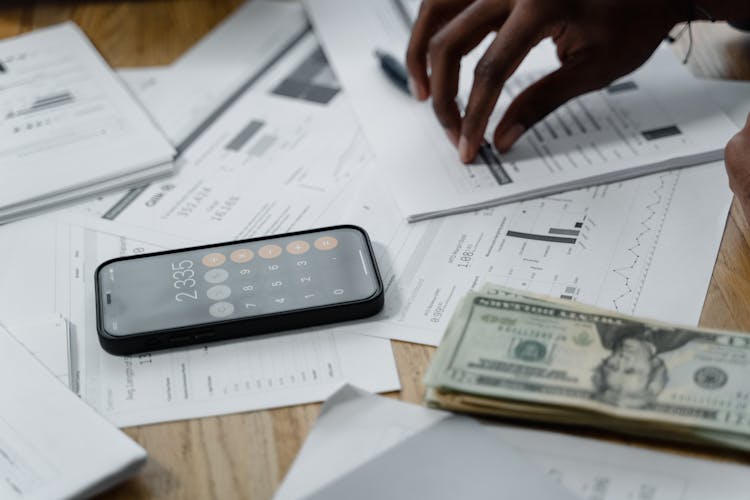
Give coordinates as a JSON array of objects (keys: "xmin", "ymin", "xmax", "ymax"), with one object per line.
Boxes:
[{"xmin": 2, "ymin": 3, "xmax": 750, "ymax": 499}]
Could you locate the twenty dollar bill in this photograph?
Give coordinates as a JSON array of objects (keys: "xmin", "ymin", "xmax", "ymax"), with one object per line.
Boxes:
[{"xmin": 425, "ymin": 285, "xmax": 750, "ymax": 450}]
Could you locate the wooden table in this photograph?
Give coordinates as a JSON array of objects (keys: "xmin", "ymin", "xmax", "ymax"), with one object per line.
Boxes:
[{"xmin": 3, "ymin": 2, "xmax": 750, "ymax": 498}]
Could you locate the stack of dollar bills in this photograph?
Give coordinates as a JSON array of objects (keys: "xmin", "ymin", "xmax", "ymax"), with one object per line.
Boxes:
[{"xmin": 424, "ymin": 284, "xmax": 750, "ymax": 451}]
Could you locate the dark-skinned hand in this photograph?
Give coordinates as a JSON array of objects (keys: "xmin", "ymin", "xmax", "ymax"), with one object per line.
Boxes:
[
  {"xmin": 726, "ymin": 115, "xmax": 750, "ymax": 222},
  {"xmin": 406, "ymin": 0, "xmax": 687, "ymax": 163}
]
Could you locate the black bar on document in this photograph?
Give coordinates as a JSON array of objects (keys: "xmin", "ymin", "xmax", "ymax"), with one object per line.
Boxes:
[
  {"xmin": 575, "ymin": 222, "xmax": 583, "ymax": 228},
  {"xmin": 226, "ymin": 120, "xmax": 265, "ymax": 151},
  {"xmin": 479, "ymin": 143, "xmax": 513, "ymax": 185},
  {"xmin": 549, "ymin": 228, "xmax": 580, "ymax": 236},
  {"xmin": 641, "ymin": 125, "xmax": 681, "ymax": 141},
  {"xmin": 506, "ymin": 231, "xmax": 577, "ymax": 244}
]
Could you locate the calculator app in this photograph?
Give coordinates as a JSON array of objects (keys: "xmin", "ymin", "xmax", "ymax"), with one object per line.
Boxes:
[{"xmin": 98, "ymin": 227, "xmax": 380, "ymax": 336}]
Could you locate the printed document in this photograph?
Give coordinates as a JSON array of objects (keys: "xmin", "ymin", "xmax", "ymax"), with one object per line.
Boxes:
[
  {"xmin": 117, "ymin": 0, "xmax": 309, "ymax": 147},
  {"xmin": 102, "ymin": 32, "xmax": 370, "ymax": 243},
  {"xmin": 5, "ymin": 315, "xmax": 71, "ymax": 387},
  {"xmin": 0, "ymin": 23, "xmax": 175, "ymax": 223},
  {"xmin": 332, "ymin": 161, "xmax": 731, "ymax": 346},
  {"xmin": 0, "ymin": 216, "xmax": 400, "ymax": 427},
  {"xmin": 276, "ymin": 386, "xmax": 750, "ymax": 500},
  {"xmin": 305, "ymin": 0, "xmax": 739, "ymax": 221},
  {"xmin": 0, "ymin": 322, "xmax": 146, "ymax": 499}
]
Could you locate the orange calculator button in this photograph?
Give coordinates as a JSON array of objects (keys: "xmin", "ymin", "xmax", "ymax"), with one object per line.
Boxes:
[
  {"xmin": 314, "ymin": 236, "xmax": 338, "ymax": 251},
  {"xmin": 286, "ymin": 240, "xmax": 310, "ymax": 255},
  {"xmin": 202, "ymin": 252, "xmax": 226, "ymax": 267},
  {"xmin": 258, "ymin": 244, "xmax": 283, "ymax": 259},
  {"xmin": 230, "ymin": 248, "xmax": 254, "ymax": 263}
]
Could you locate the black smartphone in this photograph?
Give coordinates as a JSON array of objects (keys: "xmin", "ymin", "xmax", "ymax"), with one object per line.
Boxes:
[{"xmin": 95, "ymin": 225, "xmax": 384, "ymax": 355}]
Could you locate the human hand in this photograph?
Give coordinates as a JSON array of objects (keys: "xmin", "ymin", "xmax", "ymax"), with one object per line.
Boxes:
[
  {"xmin": 726, "ymin": 114, "xmax": 750, "ymax": 222},
  {"xmin": 406, "ymin": 0, "xmax": 686, "ymax": 162}
]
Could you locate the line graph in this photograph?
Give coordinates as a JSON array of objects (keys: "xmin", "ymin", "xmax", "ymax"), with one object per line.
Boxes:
[{"xmin": 607, "ymin": 172, "xmax": 680, "ymax": 313}]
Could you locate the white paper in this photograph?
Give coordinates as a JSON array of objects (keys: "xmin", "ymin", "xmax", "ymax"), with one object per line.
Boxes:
[
  {"xmin": 325, "ymin": 77, "xmax": 750, "ymax": 346},
  {"xmin": 117, "ymin": 0, "xmax": 309, "ymax": 147},
  {"xmin": 328, "ymin": 161, "xmax": 731, "ymax": 346},
  {"xmin": 305, "ymin": 0, "xmax": 739, "ymax": 221},
  {"xmin": 5, "ymin": 315, "xmax": 71, "ymax": 387},
  {"xmin": 276, "ymin": 386, "xmax": 750, "ymax": 500},
  {"xmin": 103, "ymin": 32, "xmax": 369, "ymax": 243},
  {"xmin": 0, "ymin": 322, "xmax": 146, "ymax": 500},
  {"xmin": 0, "ymin": 23, "xmax": 175, "ymax": 222},
  {"xmin": 0, "ymin": 216, "xmax": 400, "ymax": 427},
  {"xmin": 304, "ymin": 415, "xmax": 576, "ymax": 500}
]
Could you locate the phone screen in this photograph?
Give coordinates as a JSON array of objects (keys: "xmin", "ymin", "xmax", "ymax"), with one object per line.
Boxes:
[{"xmin": 98, "ymin": 227, "xmax": 380, "ymax": 337}]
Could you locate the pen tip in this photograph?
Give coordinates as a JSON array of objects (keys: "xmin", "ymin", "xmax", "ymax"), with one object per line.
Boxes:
[{"xmin": 374, "ymin": 49, "xmax": 386, "ymax": 59}]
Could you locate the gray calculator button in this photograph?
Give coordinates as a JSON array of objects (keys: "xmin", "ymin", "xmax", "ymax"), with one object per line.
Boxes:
[
  {"xmin": 207, "ymin": 285, "xmax": 231, "ymax": 300},
  {"xmin": 204, "ymin": 268, "xmax": 229, "ymax": 284},
  {"xmin": 209, "ymin": 301, "xmax": 234, "ymax": 318}
]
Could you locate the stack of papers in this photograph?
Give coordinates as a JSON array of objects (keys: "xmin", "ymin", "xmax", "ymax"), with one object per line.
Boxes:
[
  {"xmin": 0, "ymin": 23, "xmax": 175, "ymax": 224},
  {"xmin": 305, "ymin": 0, "xmax": 740, "ymax": 221},
  {"xmin": 0, "ymin": 322, "xmax": 146, "ymax": 499}
]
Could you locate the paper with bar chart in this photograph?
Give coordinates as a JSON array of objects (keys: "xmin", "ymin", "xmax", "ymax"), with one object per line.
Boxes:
[
  {"xmin": 305, "ymin": 0, "xmax": 739, "ymax": 221},
  {"xmin": 97, "ymin": 32, "xmax": 368, "ymax": 242},
  {"xmin": 332, "ymin": 159, "xmax": 731, "ymax": 346},
  {"xmin": 0, "ymin": 23, "xmax": 175, "ymax": 223},
  {"xmin": 116, "ymin": 0, "xmax": 309, "ymax": 147}
]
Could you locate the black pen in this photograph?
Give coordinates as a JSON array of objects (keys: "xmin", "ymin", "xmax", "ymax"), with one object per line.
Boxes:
[
  {"xmin": 374, "ymin": 49, "xmax": 505, "ymax": 173},
  {"xmin": 374, "ymin": 49, "xmax": 410, "ymax": 95}
]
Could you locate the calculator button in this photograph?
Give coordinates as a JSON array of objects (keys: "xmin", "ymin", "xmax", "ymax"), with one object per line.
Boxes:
[
  {"xmin": 298, "ymin": 276, "xmax": 312, "ymax": 284},
  {"xmin": 230, "ymin": 248, "xmax": 254, "ymax": 263},
  {"xmin": 333, "ymin": 289, "xmax": 345, "ymax": 296},
  {"xmin": 286, "ymin": 240, "xmax": 310, "ymax": 255},
  {"xmin": 207, "ymin": 285, "xmax": 231, "ymax": 300},
  {"xmin": 202, "ymin": 253, "xmax": 226, "ymax": 267},
  {"xmin": 204, "ymin": 268, "xmax": 229, "ymax": 284},
  {"xmin": 209, "ymin": 302, "xmax": 234, "ymax": 318},
  {"xmin": 258, "ymin": 244, "xmax": 283, "ymax": 259},
  {"xmin": 314, "ymin": 236, "xmax": 338, "ymax": 251}
]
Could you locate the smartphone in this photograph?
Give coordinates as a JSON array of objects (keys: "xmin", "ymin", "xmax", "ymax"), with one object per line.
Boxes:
[{"xmin": 95, "ymin": 225, "xmax": 384, "ymax": 355}]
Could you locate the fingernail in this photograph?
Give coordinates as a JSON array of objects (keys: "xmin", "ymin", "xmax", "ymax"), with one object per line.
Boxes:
[
  {"xmin": 408, "ymin": 77, "xmax": 418, "ymax": 98},
  {"xmin": 497, "ymin": 124, "xmax": 525, "ymax": 152},
  {"xmin": 445, "ymin": 129, "xmax": 459, "ymax": 147},
  {"xmin": 458, "ymin": 136, "xmax": 471, "ymax": 163},
  {"xmin": 408, "ymin": 77, "xmax": 425, "ymax": 100}
]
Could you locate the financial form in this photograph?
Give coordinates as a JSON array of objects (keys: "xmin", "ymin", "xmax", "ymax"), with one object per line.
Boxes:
[
  {"xmin": 0, "ymin": 216, "xmax": 400, "ymax": 427},
  {"xmin": 331, "ymin": 161, "xmax": 731, "ymax": 346},
  {"xmin": 103, "ymin": 32, "xmax": 369, "ymax": 242},
  {"xmin": 0, "ymin": 23, "xmax": 175, "ymax": 223},
  {"xmin": 117, "ymin": 0, "xmax": 310, "ymax": 147},
  {"xmin": 305, "ymin": 0, "xmax": 739, "ymax": 221}
]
